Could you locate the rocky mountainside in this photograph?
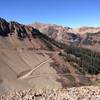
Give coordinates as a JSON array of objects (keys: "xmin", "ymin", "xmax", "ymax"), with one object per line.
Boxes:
[
  {"xmin": 0, "ymin": 18, "xmax": 63, "ymax": 93},
  {"xmin": 0, "ymin": 18, "xmax": 10, "ymax": 36},
  {"xmin": 32, "ymin": 22, "xmax": 80, "ymax": 44},
  {"xmin": 32, "ymin": 23, "xmax": 100, "ymax": 52},
  {"xmin": 0, "ymin": 17, "xmax": 100, "ymax": 94},
  {"xmin": 0, "ymin": 18, "xmax": 60, "ymax": 50},
  {"xmin": 1, "ymin": 86, "xmax": 100, "ymax": 100}
]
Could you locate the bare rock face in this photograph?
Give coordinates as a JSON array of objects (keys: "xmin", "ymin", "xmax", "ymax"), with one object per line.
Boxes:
[
  {"xmin": 0, "ymin": 18, "xmax": 10, "ymax": 36},
  {"xmin": 31, "ymin": 23, "xmax": 100, "ymax": 52},
  {"xmin": 0, "ymin": 18, "xmax": 41, "ymax": 41},
  {"xmin": 0, "ymin": 17, "xmax": 53, "ymax": 50},
  {"xmin": 9, "ymin": 21, "xmax": 27, "ymax": 40},
  {"xmin": 32, "ymin": 23, "xmax": 80, "ymax": 44},
  {"xmin": 32, "ymin": 23, "xmax": 100, "ymax": 43}
]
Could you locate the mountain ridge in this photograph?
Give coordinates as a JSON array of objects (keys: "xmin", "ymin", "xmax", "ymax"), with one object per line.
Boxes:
[
  {"xmin": 31, "ymin": 22, "xmax": 100, "ymax": 52},
  {"xmin": 31, "ymin": 22, "xmax": 100, "ymax": 34}
]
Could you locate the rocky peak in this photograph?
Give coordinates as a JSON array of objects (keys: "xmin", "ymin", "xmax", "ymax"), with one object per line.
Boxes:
[
  {"xmin": 0, "ymin": 17, "xmax": 56, "ymax": 50},
  {"xmin": 31, "ymin": 22, "xmax": 80, "ymax": 44},
  {"xmin": 0, "ymin": 17, "xmax": 10, "ymax": 36},
  {"xmin": 0, "ymin": 18, "xmax": 41, "ymax": 41}
]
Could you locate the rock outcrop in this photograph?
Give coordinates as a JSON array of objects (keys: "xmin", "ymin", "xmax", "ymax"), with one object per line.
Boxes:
[
  {"xmin": 0, "ymin": 18, "xmax": 10, "ymax": 36},
  {"xmin": 0, "ymin": 18, "xmax": 41, "ymax": 40}
]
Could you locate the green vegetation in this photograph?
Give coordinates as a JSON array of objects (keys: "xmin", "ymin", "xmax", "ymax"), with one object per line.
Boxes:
[
  {"xmin": 50, "ymin": 62, "xmax": 70, "ymax": 74},
  {"xmin": 35, "ymin": 32, "xmax": 100, "ymax": 75},
  {"xmin": 67, "ymin": 75, "xmax": 75, "ymax": 82},
  {"xmin": 58, "ymin": 43, "xmax": 100, "ymax": 75}
]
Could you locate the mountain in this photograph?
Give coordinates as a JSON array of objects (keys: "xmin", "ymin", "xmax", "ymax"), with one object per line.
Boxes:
[
  {"xmin": 31, "ymin": 23, "xmax": 100, "ymax": 52},
  {"xmin": 76, "ymin": 26, "xmax": 100, "ymax": 34},
  {"xmin": 32, "ymin": 22, "xmax": 100, "ymax": 35},
  {"xmin": 0, "ymin": 18, "xmax": 60, "ymax": 50},
  {"xmin": 31, "ymin": 22, "xmax": 80, "ymax": 44},
  {"xmin": 0, "ymin": 18, "xmax": 63, "ymax": 93},
  {"xmin": 0, "ymin": 18, "xmax": 100, "ymax": 94}
]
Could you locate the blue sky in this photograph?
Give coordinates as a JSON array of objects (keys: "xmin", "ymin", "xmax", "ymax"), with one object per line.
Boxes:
[{"xmin": 0, "ymin": 0, "xmax": 100, "ymax": 28}]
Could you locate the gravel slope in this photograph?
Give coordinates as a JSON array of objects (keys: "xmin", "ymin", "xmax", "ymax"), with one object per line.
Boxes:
[{"xmin": 0, "ymin": 86, "xmax": 100, "ymax": 100}]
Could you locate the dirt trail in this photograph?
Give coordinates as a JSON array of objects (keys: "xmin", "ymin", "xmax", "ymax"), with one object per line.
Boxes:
[
  {"xmin": 18, "ymin": 57, "xmax": 51, "ymax": 79},
  {"xmin": 18, "ymin": 51, "xmax": 59, "ymax": 80}
]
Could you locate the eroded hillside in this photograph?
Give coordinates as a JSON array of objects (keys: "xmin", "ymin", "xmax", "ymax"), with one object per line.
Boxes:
[{"xmin": 0, "ymin": 18, "xmax": 100, "ymax": 94}]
